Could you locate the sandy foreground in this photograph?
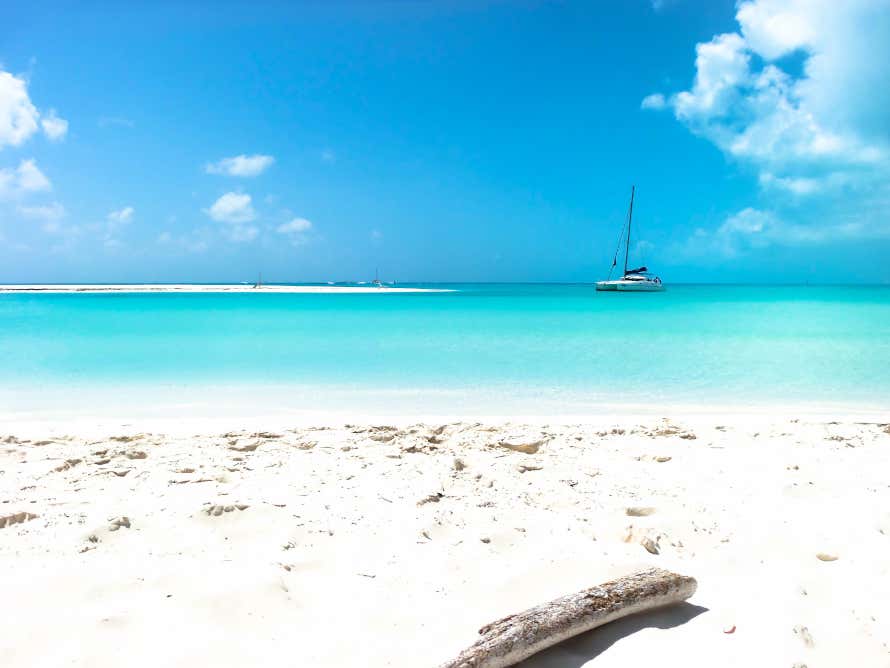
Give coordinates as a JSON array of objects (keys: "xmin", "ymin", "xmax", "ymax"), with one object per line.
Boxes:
[
  {"xmin": 2, "ymin": 416, "xmax": 889, "ymax": 667},
  {"xmin": 0, "ymin": 284, "xmax": 450, "ymax": 294}
]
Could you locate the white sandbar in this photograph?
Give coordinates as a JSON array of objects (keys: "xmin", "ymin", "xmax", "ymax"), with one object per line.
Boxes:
[{"xmin": 0, "ymin": 283, "xmax": 452, "ymax": 294}]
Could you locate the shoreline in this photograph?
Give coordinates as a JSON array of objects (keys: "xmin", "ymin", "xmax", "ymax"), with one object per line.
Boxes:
[
  {"xmin": 0, "ymin": 283, "xmax": 453, "ymax": 294},
  {"xmin": 2, "ymin": 415, "xmax": 888, "ymax": 666}
]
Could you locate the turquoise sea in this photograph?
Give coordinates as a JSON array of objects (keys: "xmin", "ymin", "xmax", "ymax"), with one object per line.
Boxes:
[{"xmin": 1, "ymin": 284, "xmax": 889, "ymax": 416}]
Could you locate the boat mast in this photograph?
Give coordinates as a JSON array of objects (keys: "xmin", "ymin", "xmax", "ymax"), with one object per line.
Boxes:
[{"xmin": 623, "ymin": 185, "xmax": 635, "ymax": 276}]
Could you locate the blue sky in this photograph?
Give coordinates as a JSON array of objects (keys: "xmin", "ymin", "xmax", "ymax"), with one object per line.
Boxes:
[{"xmin": 2, "ymin": 1, "xmax": 888, "ymax": 283}]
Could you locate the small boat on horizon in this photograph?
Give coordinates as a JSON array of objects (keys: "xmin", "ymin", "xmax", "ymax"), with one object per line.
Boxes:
[{"xmin": 596, "ymin": 186, "xmax": 664, "ymax": 292}]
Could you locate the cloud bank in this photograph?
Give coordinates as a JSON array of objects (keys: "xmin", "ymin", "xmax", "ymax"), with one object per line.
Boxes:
[{"xmin": 645, "ymin": 0, "xmax": 890, "ymax": 255}]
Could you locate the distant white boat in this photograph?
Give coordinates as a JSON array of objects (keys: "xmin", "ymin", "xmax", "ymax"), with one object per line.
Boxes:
[{"xmin": 596, "ymin": 186, "xmax": 664, "ymax": 292}]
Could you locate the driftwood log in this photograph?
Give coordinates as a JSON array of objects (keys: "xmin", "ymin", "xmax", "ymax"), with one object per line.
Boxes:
[{"xmin": 438, "ymin": 567, "xmax": 697, "ymax": 668}]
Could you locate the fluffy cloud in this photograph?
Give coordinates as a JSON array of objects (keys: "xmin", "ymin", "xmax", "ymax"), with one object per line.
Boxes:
[
  {"xmin": 0, "ymin": 71, "xmax": 39, "ymax": 149},
  {"xmin": 276, "ymin": 217, "xmax": 313, "ymax": 245},
  {"xmin": 640, "ymin": 93, "xmax": 666, "ymax": 110},
  {"xmin": 107, "ymin": 206, "xmax": 134, "ymax": 224},
  {"xmin": 1, "ymin": 70, "xmax": 69, "ymax": 148},
  {"xmin": 646, "ymin": 0, "xmax": 890, "ymax": 252},
  {"xmin": 648, "ymin": 0, "xmax": 890, "ymax": 175},
  {"xmin": 0, "ymin": 159, "xmax": 51, "ymax": 199},
  {"xmin": 206, "ymin": 192, "xmax": 255, "ymax": 223},
  {"xmin": 41, "ymin": 109, "xmax": 68, "ymax": 141},
  {"xmin": 205, "ymin": 154, "xmax": 275, "ymax": 177},
  {"xmin": 205, "ymin": 192, "xmax": 258, "ymax": 242}
]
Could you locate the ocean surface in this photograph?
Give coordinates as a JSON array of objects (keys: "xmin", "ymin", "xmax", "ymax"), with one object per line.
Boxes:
[{"xmin": 2, "ymin": 284, "xmax": 889, "ymax": 417}]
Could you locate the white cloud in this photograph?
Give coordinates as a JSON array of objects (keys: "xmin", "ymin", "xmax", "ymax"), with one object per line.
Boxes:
[
  {"xmin": 205, "ymin": 192, "xmax": 258, "ymax": 242},
  {"xmin": 206, "ymin": 192, "xmax": 256, "ymax": 223},
  {"xmin": 205, "ymin": 154, "xmax": 275, "ymax": 177},
  {"xmin": 0, "ymin": 70, "xmax": 39, "ymax": 149},
  {"xmin": 0, "ymin": 159, "xmax": 51, "ymax": 199},
  {"xmin": 41, "ymin": 109, "xmax": 68, "ymax": 141},
  {"xmin": 1, "ymin": 70, "xmax": 69, "ymax": 149},
  {"xmin": 276, "ymin": 217, "xmax": 313, "ymax": 246},
  {"xmin": 18, "ymin": 201, "xmax": 65, "ymax": 221},
  {"xmin": 640, "ymin": 93, "xmax": 666, "ymax": 110},
  {"xmin": 649, "ymin": 1, "xmax": 890, "ymax": 185},
  {"xmin": 646, "ymin": 0, "xmax": 890, "ymax": 253},
  {"xmin": 107, "ymin": 206, "xmax": 134, "ymax": 224},
  {"xmin": 277, "ymin": 217, "xmax": 312, "ymax": 234},
  {"xmin": 321, "ymin": 149, "xmax": 336, "ymax": 163}
]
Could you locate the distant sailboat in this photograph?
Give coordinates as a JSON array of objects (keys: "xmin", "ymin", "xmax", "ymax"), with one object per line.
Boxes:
[
  {"xmin": 595, "ymin": 186, "xmax": 664, "ymax": 292},
  {"xmin": 372, "ymin": 267, "xmax": 383, "ymax": 288}
]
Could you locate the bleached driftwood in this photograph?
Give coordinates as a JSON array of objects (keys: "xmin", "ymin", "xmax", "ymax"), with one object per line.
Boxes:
[{"xmin": 438, "ymin": 567, "xmax": 697, "ymax": 668}]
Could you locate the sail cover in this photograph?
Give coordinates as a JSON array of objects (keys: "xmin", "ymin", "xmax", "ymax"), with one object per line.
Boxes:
[{"xmin": 625, "ymin": 266, "xmax": 648, "ymax": 275}]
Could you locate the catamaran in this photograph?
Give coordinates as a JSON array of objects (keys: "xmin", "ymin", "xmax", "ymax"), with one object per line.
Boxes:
[{"xmin": 595, "ymin": 186, "xmax": 664, "ymax": 292}]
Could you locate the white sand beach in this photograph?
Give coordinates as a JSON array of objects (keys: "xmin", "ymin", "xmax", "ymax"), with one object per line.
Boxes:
[
  {"xmin": 2, "ymin": 416, "xmax": 888, "ymax": 667},
  {"xmin": 0, "ymin": 284, "xmax": 451, "ymax": 294}
]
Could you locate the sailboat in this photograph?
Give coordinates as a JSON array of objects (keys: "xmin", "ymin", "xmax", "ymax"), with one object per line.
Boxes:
[
  {"xmin": 595, "ymin": 186, "xmax": 664, "ymax": 292},
  {"xmin": 372, "ymin": 268, "xmax": 383, "ymax": 288}
]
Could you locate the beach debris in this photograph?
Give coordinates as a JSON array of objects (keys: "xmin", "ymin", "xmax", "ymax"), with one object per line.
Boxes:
[
  {"xmin": 648, "ymin": 422, "xmax": 697, "ymax": 440},
  {"xmin": 654, "ymin": 456, "xmax": 672, "ymax": 463},
  {"xmin": 626, "ymin": 506, "xmax": 656, "ymax": 517},
  {"xmin": 498, "ymin": 433, "xmax": 548, "ymax": 455},
  {"xmin": 203, "ymin": 503, "xmax": 249, "ymax": 516},
  {"xmin": 452, "ymin": 457, "xmax": 467, "ymax": 472},
  {"xmin": 793, "ymin": 625, "xmax": 814, "ymax": 647},
  {"xmin": 480, "ymin": 537, "xmax": 491, "ymax": 544},
  {"xmin": 54, "ymin": 458, "xmax": 82, "ymax": 472},
  {"xmin": 109, "ymin": 434, "xmax": 145, "ymax": 443},
  {"xmin": 418, "ymin": 492, "xmax": 444, "ymax": 506},
  {"xmin": 437, "ymin": 568, "xmax": 696, "ymax": 668},
  {"xmin": 252, "ymin": 431, "xmax": 282, "ymax": 439},
  {"xmin": 641, "ymin": 536, "xmax": 660, "ymax": 555},
  {"xmin": 516, "ymin": 463, "xmax": 543, "ymax": 473},
  {"xmin": 228, "ymin": 440, "xmax": 261, "ymax": 452},
  {"xmin": 816, "ymin": 552, "xmax": 838, "ymax": 562},
  {"xmin": 296, "ymin": 440, "xmax": 317, "ymax": 450},
  {"xmin": 723, "ymin": 625, "xmax": 736, "ymax": 634},
  {"xmin": 428, "ymin": 425, "xmax": 450, "ymax": 444},
  {"xmin": 125, "ymin": 450, "xmax": 148, "ymax": 459},
  {"xmin": 108, "ymin": 516, "xmax": 131, "ymax": 531},
  {"xmin": 1, "ymin": 511, "xmax": 39, "ymax": 529}
]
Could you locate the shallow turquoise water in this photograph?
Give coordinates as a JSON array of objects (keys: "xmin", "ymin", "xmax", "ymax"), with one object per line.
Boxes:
[{"xmin": 1, "ymin": 284, "xmax": 889, "ymax": 411}]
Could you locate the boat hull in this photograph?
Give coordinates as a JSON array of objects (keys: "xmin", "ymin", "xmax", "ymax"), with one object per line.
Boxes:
[{"xmin": 596, "ymin": 280, "xmax": 664, "ymax": 292}]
